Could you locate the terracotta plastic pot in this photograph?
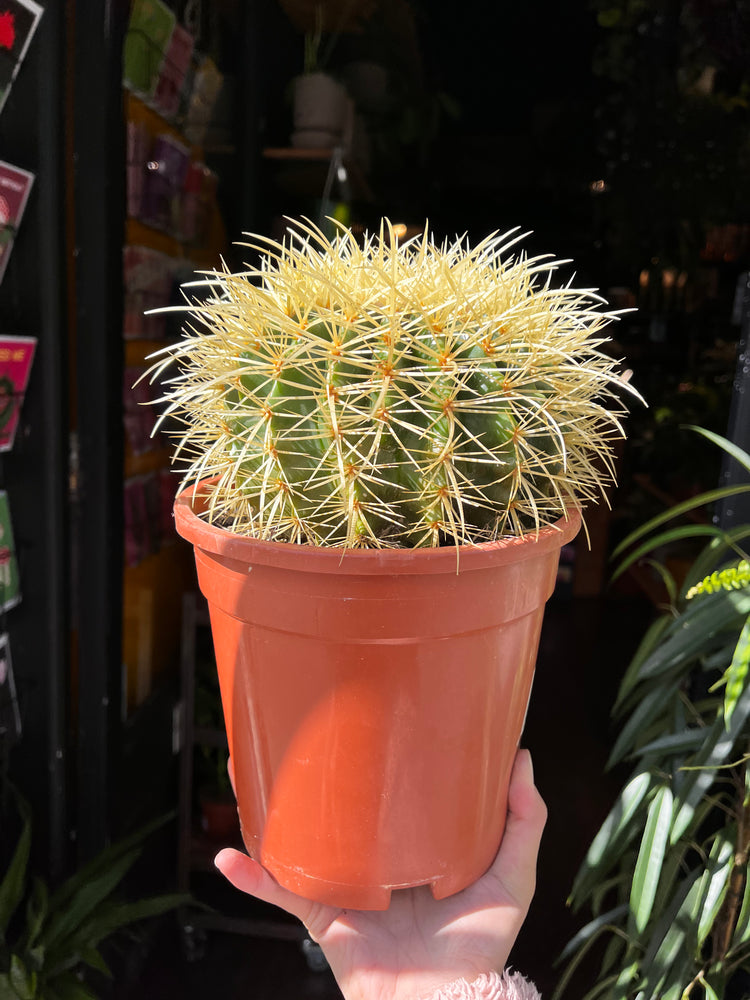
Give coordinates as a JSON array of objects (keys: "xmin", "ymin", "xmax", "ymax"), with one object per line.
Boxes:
[{"xmin": 175, "ymin": 482, "xmax": 580, "ymax": 910}]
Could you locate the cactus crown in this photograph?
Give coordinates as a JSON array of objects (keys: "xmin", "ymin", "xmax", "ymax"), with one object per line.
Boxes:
[{"xmin": 150, "ymin": 219, "xmax": 637, "ymax": 548}]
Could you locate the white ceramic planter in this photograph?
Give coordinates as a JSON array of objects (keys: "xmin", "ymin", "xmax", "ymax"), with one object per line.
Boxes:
[{"xmin": 292, "ymin": 72, "xmax": 348, "ymax": 148}]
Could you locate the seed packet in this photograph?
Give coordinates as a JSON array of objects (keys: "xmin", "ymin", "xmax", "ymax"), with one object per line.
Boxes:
[
  {"xmin": 153, "ymin": 22, "xmax": 194, "ymax": 119},
  {"xmin": 0, "ymin": 0, "xmax": 44, "ymax": 116},
  {"xmin": 0, "ymin": 334, "xmax": 35, "ymax": 451},
  {"xmin": 141, "ymin": 134, "xmax": 190, "ymax": 233},
  {"xmin": 0, "ymin": 491, "xmax": 20, "ymax": 611},
  {"xmin": 0, "ymin": 632, "xmax": 21, "ymax": 744},
  {"xmin": 123, "ymin": 0, "xmax": 176, "ymax": 99},
  {"xmin": 0, "ymin": 159, "xmax": 34, "ymax": 284}
]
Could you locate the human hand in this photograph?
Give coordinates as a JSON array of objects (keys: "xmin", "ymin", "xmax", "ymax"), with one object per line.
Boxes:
[{"xmin": 215, "ymin": 749, "xmax": 546, "ymax": 1000}]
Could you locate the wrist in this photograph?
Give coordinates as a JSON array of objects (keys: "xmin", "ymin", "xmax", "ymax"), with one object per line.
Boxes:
[{"xmin": 416, "ymin": 970, "xmax": 541, "ymax": 1000}]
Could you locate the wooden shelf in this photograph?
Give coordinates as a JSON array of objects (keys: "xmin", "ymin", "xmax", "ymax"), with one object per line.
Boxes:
[
  {"xmin": 124, "ymin": 445, "xmax": 173, "ymax": 480},
  {"xmin": 263, "ymin": 146, "xmax": 338, "ymax": 161},
  {"xmin": 124, "ymin": 337, "xmax": 174, "ymax": 368},
  {"xmin": 262, "ymin": 147, "xmax": 374, "ymax": 202}
]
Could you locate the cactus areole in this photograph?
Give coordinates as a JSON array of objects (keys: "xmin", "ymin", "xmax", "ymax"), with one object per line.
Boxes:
[
  {"xmin": 152, "ymin": 220, "xmax": 635, "ymax": 550},
  {"xmin": 156, "ymin": 221, "xmax": 637, "ymax": 909}
]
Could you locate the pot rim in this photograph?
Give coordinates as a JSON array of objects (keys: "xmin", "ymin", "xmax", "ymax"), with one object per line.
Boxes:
[{"xmin": 173, "ymin": 478, "xmax": 582, "ymax": 575}]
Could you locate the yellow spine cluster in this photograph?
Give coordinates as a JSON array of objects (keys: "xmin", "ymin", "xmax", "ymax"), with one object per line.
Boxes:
[{"xmin": 149, "ymin": 220, "xmax": 638, "ymax": 548}]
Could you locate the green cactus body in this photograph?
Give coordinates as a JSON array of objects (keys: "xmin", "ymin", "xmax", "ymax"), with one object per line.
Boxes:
[{"xmin": 152, "ymin": 221, "xmax": 638, "ymax": 548}]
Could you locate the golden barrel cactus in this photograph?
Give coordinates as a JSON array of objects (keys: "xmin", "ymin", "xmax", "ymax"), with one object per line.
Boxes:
[{"xmin": 151, "ymin": 220, "xmax": 637, "ymax": 548}]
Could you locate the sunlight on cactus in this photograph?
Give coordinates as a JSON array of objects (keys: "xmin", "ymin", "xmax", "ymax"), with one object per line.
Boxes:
[{"xmin": 149, "ymin": 219, "xmax": 639, "ymax": 548}]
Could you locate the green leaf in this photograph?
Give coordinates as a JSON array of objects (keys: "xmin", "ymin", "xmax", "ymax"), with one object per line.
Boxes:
[
  {"xmin": 630, "ymin": 783, "xmax": 674, "ymax": 933},
  {"xmin": 79, "ymin": 946, "xmax": 111, "ymax": 978},
  {"xmin": 611, "ymin": 483, "xmax": 750, "ymax": 560},
  {"xmin": 47, "ymin": 812, "xmax": 173, "ymax": 915},
  {"xmin": 611, "ymin": 525, "xmax": 725, "ymax": 583},
  {"xmin": 8, "ymin": 957, "xmax": 33, "ymax": 1000},
  {"xmin": 45, "ymin": 976, "xmax": 98, "ymax": 1000},
  {"xmin": 608, "ymin": 681, "xmax": 680, "ymax": 768},
  {"xmin": 637, "ymin": 589, "xmax": 750, "ymax": 684},
  {"xmin": 685, "ymin": 425, "xmax": 750, "ymax": 475},
  {"xmin": 701, "ymin": 977, "xmax": 720, "ymax": 1000},
  {"xmin": 592, "ymin": 870, "xmax": 632, "ymax": 917},
  {"xmin": 78, "ymin": 893, "xmax": 188, "ymax": 949},
  {"xmin": 653, "ymin": 799, "xmax": 715, "ymax": 916},
  {"xmin": 569, "ymin": 771, "xmax": 653, "ymax": 908},
  {"xmin": 614, "ymin": 614, "xmax": 673, "ymax": 711},
  {"xmin": 600, "ymin": 930, "xmax": 627, "ymax": 978},
  {"xmin": 696, "ymin": 830, "xmax": 734, "ymax": 948},
  {"xmin": 671, "ymin": 673, "xmax": 750, "ymax": 843},
  {"xmin": 631, "ymin": 729, "xmax": 706, "ymax": 761},
  {"xmin": 551, "ymin": 905, "xmax": 628, "ymax": 1000},
  {"xmin": 730, "ymin": 845, "xmax": 750, "ymax": 952},
  {"xmin": 580, "ymin": 972, "xmax": 622, "ymax": 999},
  {"xmin": 638, "ymin": 869, "xmax": 702, "ymax": 999},
  {"xmin": 22, "ymin": 878, "xmax": 48, "ymax": 952},
  {"xmin": 0, "ymin": 804, "xmax": 31, "ymax": 939},
  {"xmin": 40, "ymin": 848, "xmax": 141, "ymax": 953},
  {"xmin": 723, "ymin": 615, "xmax": 750, "ymax": 727}
]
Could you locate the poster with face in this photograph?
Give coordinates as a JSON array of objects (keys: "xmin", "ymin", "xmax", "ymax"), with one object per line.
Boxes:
[{"xmin": 0, "ymin": 0, "xmax": 44, "ymax": 116}]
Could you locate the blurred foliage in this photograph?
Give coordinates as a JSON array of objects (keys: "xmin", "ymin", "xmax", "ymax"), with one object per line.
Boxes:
[
  {"xmin": 589, "ymin": 0, "xmax": 750, "ymax": 273},
  {"xmin": 558, "ymin": 428, "xmax": 750, "ymax": 999}
]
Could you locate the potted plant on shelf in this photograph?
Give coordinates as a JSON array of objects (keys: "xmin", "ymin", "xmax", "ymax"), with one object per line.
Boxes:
[
  {"xmin": 557, "ymin": 427, "xmax": 750, "ymax": 1000},
  {"xmin": 150, "ymin": 218, "xmax": 639, "ymax": 910},
  {"xmin": 284, "ymin": 2, "xmax": 374, "ymax": 149},
  {"xmin": 194, "ymin": 662, "xmax": 241, "ymax": 842}
]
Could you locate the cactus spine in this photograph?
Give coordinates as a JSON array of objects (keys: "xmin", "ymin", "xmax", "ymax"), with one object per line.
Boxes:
[{"xmin": 152, "ymin": 220, "xmax": 636, "ymax": 548}]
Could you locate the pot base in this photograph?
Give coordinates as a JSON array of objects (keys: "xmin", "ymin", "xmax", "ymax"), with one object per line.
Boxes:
[{"xmin": 257, "ymin": 851, "xmax": 489, "ymax": 910}]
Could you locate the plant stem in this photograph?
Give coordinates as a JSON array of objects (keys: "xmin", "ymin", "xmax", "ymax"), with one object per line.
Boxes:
[{"xmin": 712, "ymin": 753, "xmax": 750, "ymax": 963}]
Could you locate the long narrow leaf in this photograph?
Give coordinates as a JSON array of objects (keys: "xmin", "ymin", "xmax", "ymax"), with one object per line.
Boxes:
[
  {"xmin": 671, "ymin": 675, "xmax": 750, "ymax": 843},
  {"xmin": 569, "ymin": 771, "xmax": 654, "ymax": 908},
  {"xmin": 611, "ymin": 483, "xmax": 750, "ymax": 559},
  {"xmin": 638, "ymin": 869, "xmax": 702, "ymax": 998},
  {"xmin": 47, "ymin": 812, "xmax": 174, "ymax": 913},
  {"xmin": 630, "ymin": 784, "xmax": 673, "ymax": 934},
  {"xmin": 653, "ymin": 798, "xmax": 716, "ymax": 917},
  {"xmin": 79, "ymin": 893, "xmax": 189, "ymax": 949},
  {"xmin": 608, "ymin": 681, "xmax": 680, "ymax": 768},
  {"xmin": 611, "ymin": 525, "xmax": 725, "ymax": 583},
  {"xmin": 686, "ymin": 425, "xmax": 750, "ymax": 475},
  {"xmin": 614, "ymin": 614, "xmax": 673, "ymax": 712},
  {"xmin": 730, "ymin": 860, "xmax": 750, "ymax": 953},
  {"xmin": 696, "ymin": 829, "xmax": 735, "ymax": 948},
  {"xmin": 723, "ymin": 615, "xmax": 750, "ymax": 727},
  {"xmin": 636, "ymin": 589, "xmax": 750, "ymax": 683},
  {"xmin": 631, "ymin": 729, "xmax": 706, "ymax": 761},
  {"xmin": 580, "ymin": 972, "xmax": 623, "ymax": 1000},
  {"xmin": 702, "ymin": 976, "xmax": 721, "ymax": 1000},
  {"xmin": 0, "ymin": 803, "xmax": 31, "ymax": 939},
  {"xmin": 551, "ymin": 905, "xmax": 628, "ymax": 1000},
  {"xmin": 40, "ymin": 848, "xmax": 141, "ymax": 952}
]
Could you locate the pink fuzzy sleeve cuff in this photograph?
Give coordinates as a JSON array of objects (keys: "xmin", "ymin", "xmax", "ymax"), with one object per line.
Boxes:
[{"xmin": 418, "ymin": 970, "xmax": 541, "ymax": 1000}]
